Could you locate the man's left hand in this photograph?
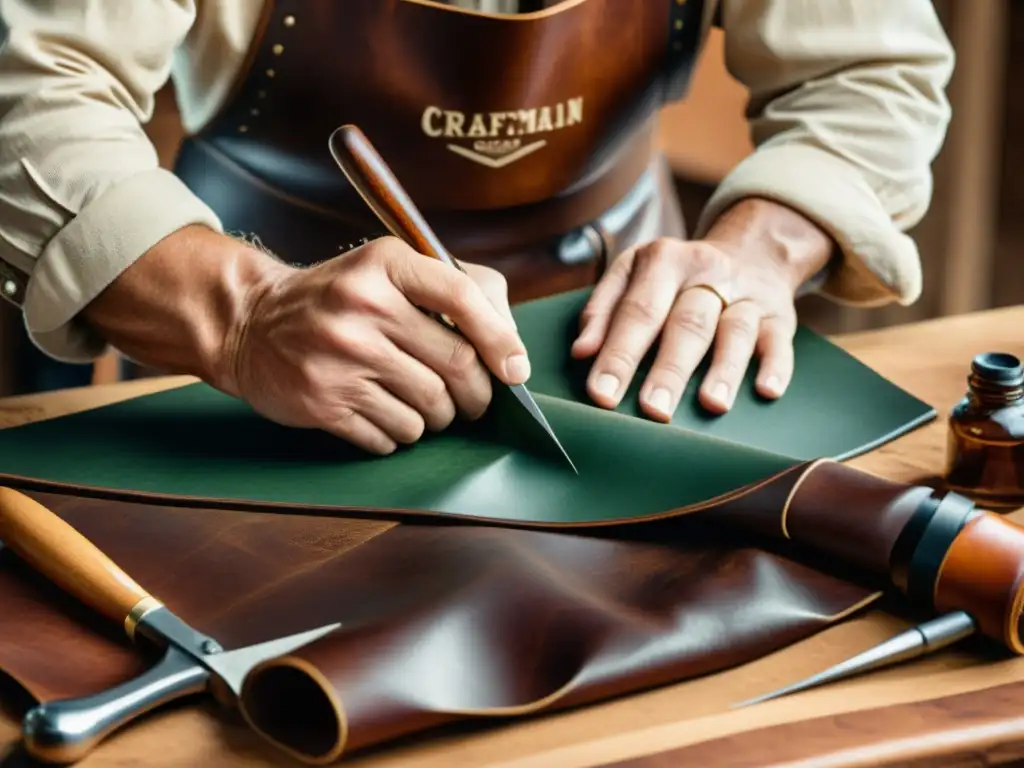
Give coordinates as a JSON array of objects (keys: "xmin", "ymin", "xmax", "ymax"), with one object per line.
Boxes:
[{"xmin": 570, "ymin": 198, "xmax": 834, "ymax": 422}]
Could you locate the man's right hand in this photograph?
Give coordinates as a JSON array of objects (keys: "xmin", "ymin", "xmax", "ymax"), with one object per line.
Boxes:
[
  {"xmin": 225, "ymin": 236, "xmax": 529, "ymax": 454},
  {"xmin": 82, "ymin": 226, "xmax": 530, "ymax": 456}
]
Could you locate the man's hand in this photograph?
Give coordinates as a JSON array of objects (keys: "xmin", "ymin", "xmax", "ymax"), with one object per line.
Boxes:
[
  {"xmin": 225, "ymin": 237, "xmax": 527, "ymax": 454},
  {"xmin": 83, "ymin": 227, "xmax": 528, "ymax": 456},
  {"xmin": 571, "ymin": 198, "xmax": 834, "ymax": 421}
]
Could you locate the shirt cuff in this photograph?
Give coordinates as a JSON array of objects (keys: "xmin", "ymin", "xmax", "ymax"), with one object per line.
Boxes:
[
  {"xmin": 23, "ymin": 168, "xmax": 223, "ymax": 363},
  {"xmin": 694, "ymin": 143, "xmax": 924, "ymax": 308}
]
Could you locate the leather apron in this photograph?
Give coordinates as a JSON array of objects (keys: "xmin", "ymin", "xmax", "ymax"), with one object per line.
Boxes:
[{"xmin": 172, "ymin": 0, "xmax": 706, "ymax": 302}]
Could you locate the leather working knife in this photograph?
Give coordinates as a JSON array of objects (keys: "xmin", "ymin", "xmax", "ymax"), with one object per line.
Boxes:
[
  {"xmin": 0, "ymin": 487, "xmax": 340, "ymax": 763},
  {"xmin": 328, "ymin": 123, "xmax": 578, "ymax": 474}
]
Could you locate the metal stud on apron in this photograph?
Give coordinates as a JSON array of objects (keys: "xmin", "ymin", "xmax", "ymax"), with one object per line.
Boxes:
[{"xmin": 172, "ymin": 0, "xmax": 707, "ymax": 303}]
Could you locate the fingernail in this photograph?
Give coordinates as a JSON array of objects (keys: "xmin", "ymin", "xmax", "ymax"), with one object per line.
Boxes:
[
  {"xmin": 594, "ymin": 373, "xmax": 620, "ymax": 400},
  {"xmin": 763, "ymin": 376, "xmax": 782, "ymax": 396},
  {"xmin": 647, "ymin": 387, "xmax": 672, "ymax": 416},
  {"xmin": 505, "ymin": 354, "xmax": 531, "ymax": 383},
  {"xmin": 709, "ymin": 381, "xmax": 730, "ymax": 407}
]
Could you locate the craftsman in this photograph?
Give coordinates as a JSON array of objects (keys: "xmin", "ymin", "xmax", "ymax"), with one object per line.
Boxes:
[{"xmin": 0, "ymin": 1, "xmax": 953, "ymax": 454}]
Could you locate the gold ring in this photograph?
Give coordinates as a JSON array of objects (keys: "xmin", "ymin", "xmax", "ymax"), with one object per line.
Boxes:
[{"xmin": 686, "ymin": 283, "xmax": 730, "ymax": 311}]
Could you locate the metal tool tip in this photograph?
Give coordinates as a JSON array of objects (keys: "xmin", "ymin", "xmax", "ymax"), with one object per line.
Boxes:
[{"xmin": 730, "ymin": 691, "xmax": 779, "ymax": 709}]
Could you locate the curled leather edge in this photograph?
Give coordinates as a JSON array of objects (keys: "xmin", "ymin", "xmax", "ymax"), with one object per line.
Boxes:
[
  {"xmin": 234, "ymin": 593, "xmax": 883, "ymax": 766},
  {"xmin": 0, "ymin": 458, "xmax": 814, "ymax": 532},
  {"xmin": 233, "ymin": 458, "xmax": 920, "ymax": 764}
]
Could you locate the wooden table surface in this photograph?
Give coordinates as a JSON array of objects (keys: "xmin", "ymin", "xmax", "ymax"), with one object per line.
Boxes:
[{"xmin": 0, "ymin": 305, "xmax": 1023, "ymax": 767}]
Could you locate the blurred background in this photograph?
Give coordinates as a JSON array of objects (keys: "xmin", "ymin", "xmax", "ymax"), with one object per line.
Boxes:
[{"xmin": 0, "ymin": 1, "xmax": 1016, "ymax": 396}]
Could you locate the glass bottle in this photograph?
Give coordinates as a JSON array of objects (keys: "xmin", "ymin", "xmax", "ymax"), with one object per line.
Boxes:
[{"xmin": 945, "ymin": 352, "xmax": 1024, "ymax": 509}]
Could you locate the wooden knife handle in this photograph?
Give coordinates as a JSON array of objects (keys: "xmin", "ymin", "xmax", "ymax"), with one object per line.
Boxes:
[
  {"xmin": 0, "ymin": 487, "xmax": 159, "ymax": 639},
  {"xmin": 327, "ymin": 124, "xmax": 465, "ymax": 272}
]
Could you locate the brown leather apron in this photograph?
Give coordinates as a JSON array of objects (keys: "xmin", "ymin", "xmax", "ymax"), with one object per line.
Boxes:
[{"xmin": 172, "ymin": 0, "xmax": 706, "ymax": 302}]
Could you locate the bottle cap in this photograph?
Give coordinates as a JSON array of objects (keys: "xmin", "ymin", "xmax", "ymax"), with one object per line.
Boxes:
[{"xmin": 972, "ymin": 352, "xmax": 1024, "ymax": 386}]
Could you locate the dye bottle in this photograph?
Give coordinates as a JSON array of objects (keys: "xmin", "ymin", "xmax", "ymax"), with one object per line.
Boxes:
[{"xmin": 945, "ymin": 352, "xmax": 1024, "ymax": 509}]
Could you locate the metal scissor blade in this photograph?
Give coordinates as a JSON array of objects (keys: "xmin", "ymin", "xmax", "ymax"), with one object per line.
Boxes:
[
  {"xmin": 203, "ymin": 622, "xmax": 342, "ymax": 697},
  {"xmin": 21, "ymin": 622, "xmax": 343, "ymax": 764},
  {"xmin": 509, "ymin": 383, "xmax": 578, "ymax": 473},
  {"xmin": 733, "ymin": 611, "xmax": 976, "ymax": 708}
]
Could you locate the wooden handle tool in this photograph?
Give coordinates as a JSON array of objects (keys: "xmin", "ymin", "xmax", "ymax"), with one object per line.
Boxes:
[
  {"xmin": 0, "ymin": 487, "xmax": 159, "ymax": 639},
  {"xmin": 328, "ymin": 124, "xmax": 463, "ymax": 272},
  {"xmin": 0, "ymin": 486, "xmax": 341, "ymax": 764},
  {"xmin": 327, "ymin": 124, "xmax": 578, "ymax": 473}
]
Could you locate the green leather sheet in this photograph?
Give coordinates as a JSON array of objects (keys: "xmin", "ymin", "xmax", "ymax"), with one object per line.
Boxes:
[{"xmin": 0, "ymin": 289, "xmax": 935, "ymax": 526}]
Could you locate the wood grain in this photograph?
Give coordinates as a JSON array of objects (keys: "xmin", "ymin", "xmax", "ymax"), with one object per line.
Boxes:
[
  {"xmin": 0, "ymin": 306, "xmax": 1021, "ymax": 767},
  {"xmin": 0, "ymin": 488, "xmax": 151, "ymax": 630},
  {"xmin": 601, "ymin": 679, "xmax": 1024, "ymax": 768}
]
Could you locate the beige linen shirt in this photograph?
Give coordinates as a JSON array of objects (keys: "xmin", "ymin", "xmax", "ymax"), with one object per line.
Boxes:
[{"xmin": 0, "ymin": 0, "xmax": 954, "ymax": 362}]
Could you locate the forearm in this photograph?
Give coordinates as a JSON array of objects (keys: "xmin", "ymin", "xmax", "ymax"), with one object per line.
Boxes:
[
  {"xmin": 0, "ymin": 0, "xmax": 216, "ymax": 361},
  {"xmin": 81, "ymin": 226, "xmax": 289, "ymax": 394},
  {"xmin": 706, "ymin": 0, "xmax": 954, "ymax": 307},
  {"xmin": 703, "ymin": 197, "xmax": 835, "ymax": 291}
]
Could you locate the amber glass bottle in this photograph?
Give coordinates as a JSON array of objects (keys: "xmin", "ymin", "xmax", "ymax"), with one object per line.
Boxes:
[{"xmin": 945, "ymin": 352, "xmax": 1024, "ymax": 509}]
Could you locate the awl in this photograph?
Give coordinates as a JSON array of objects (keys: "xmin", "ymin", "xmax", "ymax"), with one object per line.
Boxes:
[
  {"xmin": 0, "ymin": 487, "xmax": 340, "ymax": 763},
  {"xmin": 734, "ymin": 610, "xmax": 977, "ymax": 708},
  {"xmin": 328, "ymin": 124, "xmax": 577, "ymax": 474}
]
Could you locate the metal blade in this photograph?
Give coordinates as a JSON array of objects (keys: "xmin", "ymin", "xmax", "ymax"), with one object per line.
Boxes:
[
  {"xmin": 20, "ymin": 622, "xmax": 342, "ymax": 763},
  {"xmin": 509, "ymin": 383, "xmax": 578, "ymax": 473},
  {"xmin": 733, "ymin": 611, "xmax": 976, "ymax": 708},
  {"xmin": 202, "ymin": 622, "xmax": 342, "ymax": 697}
]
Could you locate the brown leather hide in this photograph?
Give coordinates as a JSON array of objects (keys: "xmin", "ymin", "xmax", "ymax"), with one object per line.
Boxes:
[
  {"xmin": 174, "ymin": 0, "xmax": 701, "ymax": 301},
  {"xmin": 0, "ymin": 487, "xmax": 874, "ymax": 762}
]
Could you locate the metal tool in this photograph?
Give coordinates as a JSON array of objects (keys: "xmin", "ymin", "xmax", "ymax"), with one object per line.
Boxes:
[
  {"xmin": 0, "ymin": 487, "xmax": 340, "ymax": 763},
  {"xmin": 734, "ymin": 610, "xmax": 977, "ymax": 708},
  {"xmin": 327, "ymin": 124, "xmax": 578, "ymax": 474}
]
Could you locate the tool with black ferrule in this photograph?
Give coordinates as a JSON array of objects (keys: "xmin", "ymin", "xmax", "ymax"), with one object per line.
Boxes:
[
  {"xmin": 328, "ymin": 123, "xmax": 578, "ymax": 474},
  {"xmin": 716, "ymin": 462, "xmax": 1024, "ymax": 707},
  {"xmin": 0, "ymin": 487, "xmax": 340, "ymax": 763}
]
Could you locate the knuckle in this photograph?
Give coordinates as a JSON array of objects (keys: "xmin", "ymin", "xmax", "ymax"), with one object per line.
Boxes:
[
  {"xmin": 395, "ymin": 415, "xmax": 427, "ymax": 445},
  {"xmin": 650, "ymin": 359, "xmax": 691, "ymax": 386},
  {"xmin": 602, "ymin": 348, "xmax": 639, "ymax": 375},
  {"xmin": 476, "ymin": 264, "xmax": 507, "ymax": 293},
  {"xmin": 447, "ymin": 273, "xmax": 480, "ymax": 314},
  {"xmin": 447, "ymin": 336, "xmax": 480, "ymax": 377},
  {"xmin": 462, "ymin": 388, "xmax": 493, "ymax": 421},
  {"xmin": 330, "ymin": 405, "xmax": 359, "ymax": 428},
  {"xmin": 618, "ymin": 296, "xmax": 661, "ymax": 326},
  {"xmin": 420, "ymin": 378, "xmax": 454, "ymax": 423},
  {"xmin": 294, "ymin": 358, "xmax": 322, "ymax": 393},
  {"xmin": 338, "ymin": 379, "xmax": 374, "ymax": 410},
  {"xmin": 326, "ymin": 320, "xmax": 374, "ymax": 359},
  {"xmin": 668, "ymin": 308, "xmax": 714, "ymax": 341},
  {"xmin": 457, "ymin": 374, "xmax": 493, "ymax": 421},
  {"xmin": 722, "ymin": 314, "xmax": 758, "ymax": 342},
  {"xmin": 329, "ymin": 275, "xmax": 395, "ymax": 318},
  {"xmin": 426, "ymin": 410, "xmax": 456, "ymax": 432},
  {"xmin": 369, "ymin": 235, "xmax": 407, "ymax": 261},
  {"xmin": 689, "ymin": 243, "xmax": 725, "ymax": 272},
  {"xmin": 422, "ymin": 375, "xmax": 450, "ymax": 407},
  {"xmin": 643, "ymin": 237, "xmax": 675, "ymax": 261},
  {"xmin": 713, "ymin": 357, "xmax": 744, "ymax": 380},
  {"xmin": 326, "ymin": 273, "xmax": 359, "ymax": 304}
]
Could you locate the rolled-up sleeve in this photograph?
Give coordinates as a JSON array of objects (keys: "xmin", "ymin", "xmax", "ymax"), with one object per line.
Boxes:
[
  {"xmin": 695, "ymin": 0, "xmax": 955, "ymax": 307},
  {"xmin": 0, "ymin": 0, "xmax": 223, "ymax": 362}
]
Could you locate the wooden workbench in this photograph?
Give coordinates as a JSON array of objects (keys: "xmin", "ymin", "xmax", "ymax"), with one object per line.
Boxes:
[{"xmin": 0, "ymin": 305, "xmax": 1022, "ymax": 767}]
